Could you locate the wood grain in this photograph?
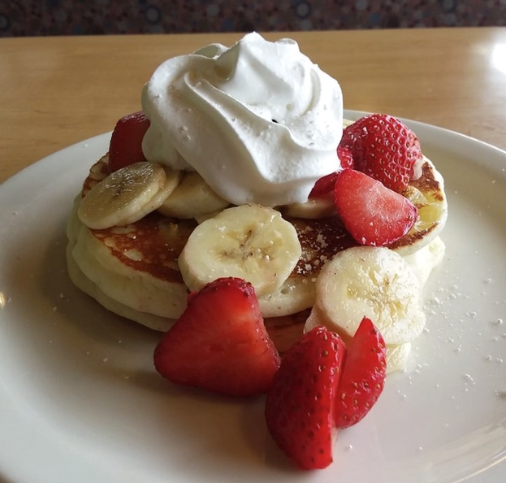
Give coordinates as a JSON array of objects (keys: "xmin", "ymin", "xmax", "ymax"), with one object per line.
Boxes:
[{"xmin": 1, "ymin": 28, "xmax": 506, "ymax": 183}]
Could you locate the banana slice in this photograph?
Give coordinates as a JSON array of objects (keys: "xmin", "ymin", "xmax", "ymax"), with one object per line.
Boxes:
[
  {"xmin": 304, "ymin": 300, "xmax": 413, "ymax": 374},
  {"xmin": 308, "ymin": 246, "xmax": 425, "ymax": 346},
  {"xmin": 82, "ymin": 155, "xmax": 111, "ymax": 197},
  {"xmin": 391, "ymin": 157, "xmax": 448, "ymax": 256},
  {"xmin": 158, "ymin": 171, "xmax": 230, "ymax": 219},
  {"xmin": 78, "ymin": 162, "xmax": 180, "ymax": 229},
  {"xmin": 148, "ymin": 166, "xmax": 183, "ymax": 210},
  {"xmin": 281, "ymin": 193, "xmax": 336, "ymax": 219},
  {"xmin": 386, "ymin": 342, "xmax": 412, "ymax": 374},
  {"xmin": 305, "ymin": 308, "xmax": 412, "ymax": 374},
  {"xmin": 178, "ymin": 204, "xmax": 302, "ymax": 296}
]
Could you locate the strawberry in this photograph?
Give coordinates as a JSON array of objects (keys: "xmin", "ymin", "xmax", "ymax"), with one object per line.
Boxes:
[
  {"xmin": 265, "ymin": 326, "xmax": 346, "ymax": 470},
  {"xmin": 340, "ymin": 113, "xmax": 422, "ymax": 192},
  {"xmin": 338, "ymin": 145, "xmax": 354, "ymax": 170},
  {"xmin": 334, "ymin": 168, "xmax": 417, "ymax": 246},
  {"xmin": 153, "ymin": 277, "xmax": 280, "ymax": 397},
  {"xmin": 309, "ymin": 146, "xmax": 354, "ymax": 199},
  {"xmin": 108, "ymin": 111, "xmax": 150, "ymax": 172},
  {"xmin": 310, "ymin": 172, "xmax": 339, "ymax": 199},
  {"xmin": 335, "ymin": 317, "xmax": 387, "ymax": 428}
]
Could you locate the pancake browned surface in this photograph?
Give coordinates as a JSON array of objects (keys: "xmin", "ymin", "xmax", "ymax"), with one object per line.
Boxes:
[
  {"xmin": 67, "ymin": 153, "xmax": 447, "ymax": 352},
  {"xmin": 391, "ymin": 159, "xmax": 447, "ymax": 254}
]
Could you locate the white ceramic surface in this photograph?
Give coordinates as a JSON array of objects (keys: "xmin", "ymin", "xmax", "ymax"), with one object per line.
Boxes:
[{"xmin": 1, "ymin": 111, "xmax": 506, "ymax": 483}]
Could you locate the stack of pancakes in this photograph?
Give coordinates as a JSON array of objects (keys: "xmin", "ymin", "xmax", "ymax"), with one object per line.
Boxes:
[{"xmin": 67, "ymin": 148, "xmax": 447, "ymax": 353}]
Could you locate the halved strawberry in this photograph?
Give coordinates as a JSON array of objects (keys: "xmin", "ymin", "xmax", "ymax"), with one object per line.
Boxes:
[
  {"xmin": 310, "ymin": 172, "xmax": 339, "ymax": 199},
  {"xmin": 154, "ymin": 277, "xmax": 280, "ymax": 397},
  {"xmin": 340, "ymin": 113, "xmax": 422, "ymax": 192},
  {"xmin": 108, "ymin": 111, "xmax": 150, "ymax": 172},
  {"xmin": 309, "ymin": 146, "xmax": 354, "ymax": 199},
  {"xmin": 334, "ymin": 168, "xmax": 418, "ymax": 246},
  {"xmin": 335, "ymin": 317, "xmax": 387, "ymax": 428},
  {"xmin": 265, "ymin": 326, "xmax": 346, "ymax": 470}
]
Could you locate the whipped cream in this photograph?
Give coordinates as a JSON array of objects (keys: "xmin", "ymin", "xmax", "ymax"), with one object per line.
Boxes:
[{"xmin": 141, "ymin": 32, "xmax": 343, "ymax": 207}]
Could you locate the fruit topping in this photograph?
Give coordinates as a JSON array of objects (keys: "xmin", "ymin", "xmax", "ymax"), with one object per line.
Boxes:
[
  {"xmin": 265, "ymin": 326, "xmax": 346, "ymax": 470},
  {"xmin": 78, "ymin": 161, "xmax": 175, "ymax": 229},
  {"xmin": 178, "ymin": 204, "xmax": 301, "ymax": 297},
  {"xmin": 338, "ymin": 145, "xmax": 354, "ymax": 170},
  {"xmin": 309, "ymin": 146, "xmax": 354, "ymax": 199},
  {"xmin": 308, "ymin": 245, "xmax": 426, "ymax": 347},
  {"xmin": 108, "ymin": 111, "xmax": 150, "ymax": 172},
  {"xmin": 334, "ymin": 316, "xmax": 387, "ymax": 428},
  {"xmin": 334, "ymin": 169, "xmax": 418, "ymax": 246},
  {"xmin": 153, "ymin": 277, "xmax": 281, "ymax": 397},
  {"xmin": 340, "ymin": 113, "xmax": 422, "ymax": 192},
  {"xmin": 310, "ymin": 172, "xmax": 339, "ymax": 199}
]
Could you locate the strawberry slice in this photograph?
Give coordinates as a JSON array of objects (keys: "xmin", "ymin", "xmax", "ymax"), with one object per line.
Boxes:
[
  {"xmin": 265, "ymin": 326, "xmax": 346, "ymax": 470},
  {"xmin": 340, "ymin": 113, "xmax": 422, "ymax": 192},
  {"xmin": 108, "ymin": 111, "xmax": 150, "ymax": 172},
  {"xmin": 154, "ymin": 277, "xmax": 280, "ymax": 397},
  {"xmin": 334, "ymin": 168, "xmax": 418, "ymax": 246},
  {"xmin": 335, "ymin": 317, "xmax": 387, "ymax": 428},
  {"xmin": 309, "ymin": 146, "xmax": 354, "ymax": 199}
]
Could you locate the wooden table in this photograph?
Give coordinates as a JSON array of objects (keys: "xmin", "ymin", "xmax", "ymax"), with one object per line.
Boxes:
[{"xmin": 1, "ymin": 27, "xmax": 506, "ymax": 184}]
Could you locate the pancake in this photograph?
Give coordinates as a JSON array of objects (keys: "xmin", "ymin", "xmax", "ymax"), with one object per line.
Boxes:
[
  {"xmin": 67, "ymin": 151, "xmax": 447, "ymax": 347},
  {"xmin": 391, "ymin": 157, "xmax": 448, "ymax": 256}
]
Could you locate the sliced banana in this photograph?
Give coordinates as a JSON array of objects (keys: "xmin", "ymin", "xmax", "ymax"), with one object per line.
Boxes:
[
  {"xmin": 178, "ymin": 204, "xmax": 302, "ymax": 297},
  {"xmin": 386, "ymin": 342, "xmax": 412, "ymax": 374},
  {"xmin": 78, "ymin": 162, "xmax": 180, "ymax": 229},
  {"xmin": 126, "ymin": 165, "xmax": 182, "ymax": 223},
  {"xmin": 305, "ymin": 306, "xmax": 412, "ymax": 374},
  {"xmin": 391, "ymin": 157, "xmax": 448, "ymax": 256},
  {"xmin": 82, "ymin": 155, "xmax": 110, "ymax": 197},
  {"xmin": 158, "ymin": 170, "xmax": 230, "ymax": 219},
  {"xmin": 308, "ymin": 246, "xmax": 425, "ymax": 346},
  {"xmin": 304, "ymin": 307, "xmax": 412, "ymax": 374},
  {"xmin": 153, "ymin": 166, "xmax": 183, "ymax": 205},
  {"xmin": 281, "ymin": 193, "xmax": 336, "ymax": 219}
]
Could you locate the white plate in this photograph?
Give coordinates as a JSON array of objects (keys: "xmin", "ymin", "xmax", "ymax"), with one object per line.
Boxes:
[{"xmin": 1, "ymin": 111, "xmax": 506, "ymax": 483}]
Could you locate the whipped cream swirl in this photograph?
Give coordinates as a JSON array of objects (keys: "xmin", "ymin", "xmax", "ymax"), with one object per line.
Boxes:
[{"xmin": 141, "ymin": 32, "xmax": 343, "ymax": 206}]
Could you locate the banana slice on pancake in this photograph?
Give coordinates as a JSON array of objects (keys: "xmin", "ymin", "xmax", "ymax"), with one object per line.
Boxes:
[
  {"xmin": 281, "ymin": 194, "xmax": 336, "ymax": 219},
  {"xmin": 157, "ymin": 171, "xmax": 230, "ymax": 219},
  {"xmin": 391, "ymin": 156, "xmax": 447, "ymax": 255},
  {"xmin": 78, "ymin": 162, "xmax": 181, "ymax": 229},
  {"xmin": 178, "ymin": 204, "xmax": 302, "ymax": 297},
  {"xmin": 307, "ymin": 245, "xmax": 426, "ymax": 346}
]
